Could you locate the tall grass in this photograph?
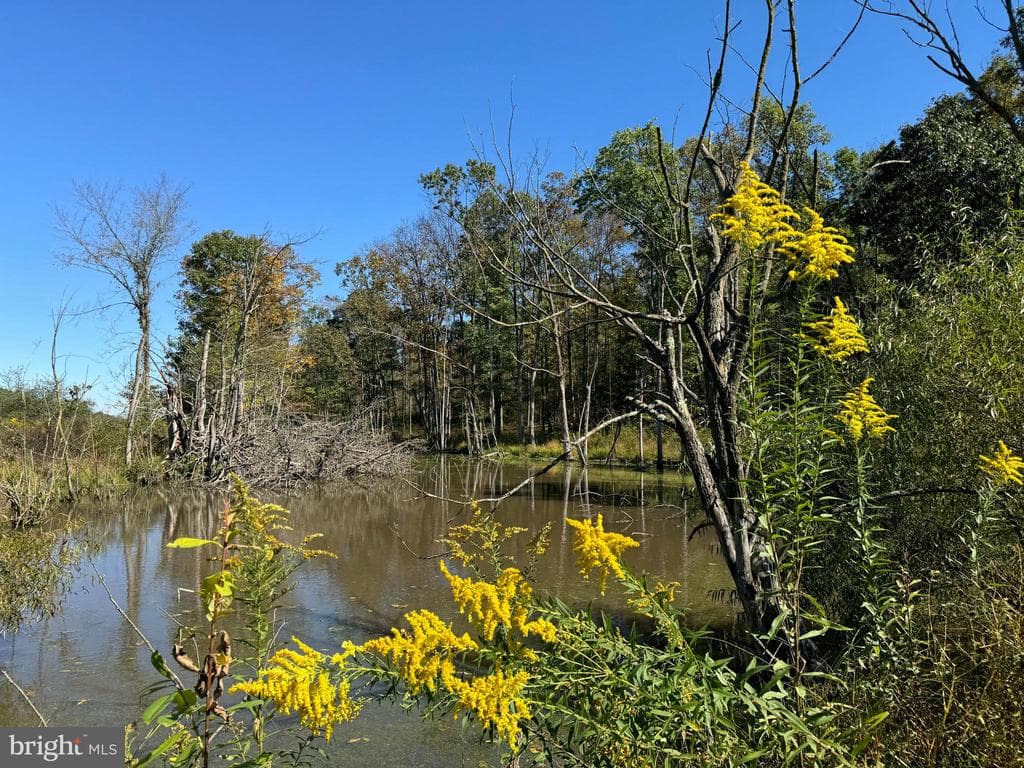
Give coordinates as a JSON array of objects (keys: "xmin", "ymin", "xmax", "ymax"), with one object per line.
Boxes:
[{"xmin": 497, "ymin": 423, "xmax": 683, "ymax": 466}]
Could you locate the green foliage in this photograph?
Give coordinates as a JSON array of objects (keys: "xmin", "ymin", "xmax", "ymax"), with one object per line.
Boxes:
[
  {"xmin": 293, "ymin": 309, "xmax": 360, "ymax": 417},
  {"xmin": 0, "ymin": 381, "xmax": 128, "ymax": 529},
  {"xmin": 178, "ymin": 231, "xmax": 316, "ymax": 340},
  {"xmin": 575, "ymin": 122, "xmax": 683, "ymax": 254},
  {"xmin": 0, "ymin": 524, "xmax": 80, "ymax": 632},
  {"xmin": 864, "ymin": 238, "xmax": 1024, "ymax": 575},
  {"xmin": 850, "ymin": 93, "xmax": 1024, "ymax": 279},
  {"xmin": 496, "ymin": 423, "xmax": 682, "ymax": 466},
  {"xmin": 169, "ymin": 230, "xmax": 321, "ymax": 459},
  {"xmin": 524, "ymin": 579, "xmax": 863, "ymax": 767},
  {"xmin": 753, "ymin": 101, "xmax": 836, "ymax": 209},
  {"xmin": 0, "ymin": 384, "xmax": 125, "ymax": 466}
]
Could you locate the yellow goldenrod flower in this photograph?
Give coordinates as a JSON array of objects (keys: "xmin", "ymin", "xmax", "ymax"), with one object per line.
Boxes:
[
  {"xmin": 443, "ymin": 500, "xmax": 529, "ymax": 570},
  {"xmin": 330, "ymin": 640, "xmax": 359, "ymax": 665},
  {"xmin": 359, "ymin": 609, "xmax": 477, "ymax": 694},
  {"xmin": 565, "ymin": 514, "xmax": 639, "ymax": 594},
  {"xmin": 979, "ymin": 441, "xmax": 1024, "ymax": 486},
  {"xmin": 231, "ymin": 477, "xmax": 336, "ymax": 560},
  {"xmin": 626, "ymin": 580, "xmax": 680, "ymax": 617},
  {"xmin": 836, "ymin": 378, "xmax": 898, "ymax": 442},
  {"xmin": 440, "ymin": 661, "xmax": 530, "ymax": 748},
  {"xmin": 230, "ymin": 637, "xmax": 360, "ymax": 741},
  {"xmin": 783, "ymin": 208, "xmax": 855, "ymax": 281},
  {"xmin": 440, "ymin": 561, "xmax": 515, "ymax": 641},
  {"xmin": 806, "ymin": 297, "xmax": 869, "ymax": 362},
  {"xmin": 440, "ymin": 561, "xmax": 556, "ymax": 643},
  {"xmin": 512, "ymin": 606, "xmax": 557, "ymax": 644},
  {"xmin": 711, "ymin": 162, "xmax": 800, "ymax": 251}
]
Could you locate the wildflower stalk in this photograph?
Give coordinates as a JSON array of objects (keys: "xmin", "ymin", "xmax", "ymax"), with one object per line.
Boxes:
[
  {"xmin": 971, "ymin": 442, "xmax": 1024, "ymax": 581},
  {"xmin": 969, "ymin": 487, "xmax": 997, "ymax": 584},
  {"xmin": 201, "ymin": 502, "xmax": 233, "ymax": 768},
  {"xmin": 139, "ymin": 479, "xmax": 340, "ymax": 765}
]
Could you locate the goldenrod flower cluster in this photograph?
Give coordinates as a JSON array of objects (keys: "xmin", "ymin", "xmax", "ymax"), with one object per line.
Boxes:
[
  {"xmin": 979, "ymin": 440, "xmax": 1024, "ymax": 486},
  {"xmin": 806, "ymin": 297, "xmax": 869, "ymax": 362},
  {"xmin": 231, "ymin": 476, "xmax": 335, "ymax": 560},
  {"xmin": 440, "ymin": 662, "xmax": 530, "ymax": 747},
  {"xmin": 565, "ymin": 514, "xmax": 640, "ymax": 594},
  {"xmin": 358, "ymin": 605, "xmax": 537, "ymax": 747},
  {"xmin": 512, "ymin": 605, "xmax": 557, "ymax": 644},
  {"xmin": 783, "ymin": 208, "xmax": 855, "ymax": 281},
  {"xmin": 360, "ymin": 609, "xmax": 477, "ymax": 694},
  {"xmin": 711, "ymin": 162, "xmax": 799, "ymax": 250},
  {"xmin": 711, "ymin": 164, "xmax": 855, "ymax": 282},
  {"xmin": 440, "ymin": 561, "xmax": 556, "ymax": 643},
  {"xmin": 443, "ymin": 500, "xmax": 528, "ymax": 569},
  {"xmin": 230, "ymin": 637, "xmax": 360, "ymax": 741},
  {"xmin": 626, "ymin": 580, "xmax": 680, "ymax": 617},
  {"xmin": 836, "ymin": 378, "xmax": 898, "ymax": 442}
]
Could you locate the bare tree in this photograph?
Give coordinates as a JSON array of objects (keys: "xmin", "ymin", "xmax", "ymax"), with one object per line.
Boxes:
[
  {"xmin": 462, "ymin": 0, "xmax": 866, "ymax": 656},
  {"xmin": 862, "ymin": 0, "xmax": 1024, "ymax": 147},
  {"xmin": 56, "ymin": 175, "xmax": 187, "ymax": 465}
]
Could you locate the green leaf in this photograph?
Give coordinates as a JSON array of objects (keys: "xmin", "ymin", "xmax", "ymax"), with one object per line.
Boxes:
[
  {"xmin": 171, "ymin": 689, "xmax": 198, "ymax": 714},
  {"xmin": 142, "ymin": 693, "xmax": 175, "ymax": 724},
  {"xmin": 166, "ymin": 537, "xmax": 219, "ymax": 549},
  {"xmin": 864, "ymin": 710, "xmax": 889, "ymax": 729},
  {"xmin": 226, "ymin": 698, "xmax": 265, "ymax": 714},
  {"xmin": 200, "ymin": 571, "xmax": 236, "ymax": 621},
  {"xmin": 798, "ymin": 627, "xmax": 829, "ymax": 641},
  {"xmin": 150, "ymin": 650, "xmax": 173, "ymax": 680},
  {"xmin": 764, "ymin": 609, "xmax": 791, "ymax": 641},
  {"xmin": 739, "ymin": 750, "xmax": 767, "ymax": 764},
  {"xmin": 135, "ymin": 731, "xmax": 185, "ymax": 768}
]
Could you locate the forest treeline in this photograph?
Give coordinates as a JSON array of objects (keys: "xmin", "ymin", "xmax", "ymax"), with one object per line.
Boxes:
[
  {"xmin": 7, "ymin": 42, "xmax": 1024, "ymax": 486},
  {"xmin": 9, "ymin": 72, "xmax": 1023, "ymax": 479},
  {"xmin": 6, "ymin": 16, "xmax": 1019, "ymax": 480},
  {"xmin": 286, "ymin": 89, "xmax": 1023, "ymax": 464}
]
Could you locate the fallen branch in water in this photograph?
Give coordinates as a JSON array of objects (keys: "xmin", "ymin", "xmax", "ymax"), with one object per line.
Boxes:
[
  {"xmin": 405, "ymin": 409, "xmax": 643, "ymax": 516},
  {"xmin": 90, "ymin": 560, "xmax": 187, "ymax": 693},
  {"xmin": 1, "ymin": 668, "xmax": 48, "ymax": 726}
]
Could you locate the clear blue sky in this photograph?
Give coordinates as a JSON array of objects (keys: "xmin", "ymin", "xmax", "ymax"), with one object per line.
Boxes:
[{"xmin": 0, "ymin": 1, "xmax": 1003, "ymax": 411}]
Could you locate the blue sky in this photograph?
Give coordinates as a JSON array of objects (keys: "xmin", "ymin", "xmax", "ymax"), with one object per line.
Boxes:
[{"xmin": 0, "ymin": 1, "xmax": 1003, "ymax": 411}]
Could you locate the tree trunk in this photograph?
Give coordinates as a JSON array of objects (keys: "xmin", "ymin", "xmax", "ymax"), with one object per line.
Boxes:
[
  {"xmin": 125, "ymin": 302, "xmax": 151, "ymax": 466},
  {"xmin": 192, "ymin": 330, "xmax": 210, "ymax": 454},
  {"xmin": 663, "ymin": 330, "xmax": 787, "ymax": 644}
]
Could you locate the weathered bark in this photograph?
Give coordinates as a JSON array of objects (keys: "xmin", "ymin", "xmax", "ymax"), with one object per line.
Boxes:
[
  {"xmin": 193, "ymin": 330, "xmax": 210, "ymax": 444},
  {"xmin": 125, "ymin": 302, "xmax": 150, "ymax": 465},
  {"xmin": 165, "ymin": 381, "xmax": 186, "ymax": 460}
]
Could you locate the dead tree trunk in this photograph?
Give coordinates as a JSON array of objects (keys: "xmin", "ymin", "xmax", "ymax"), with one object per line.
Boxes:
[{"xmin": 125, "ymin": 301, "xmax": 151, "ymax": 466}]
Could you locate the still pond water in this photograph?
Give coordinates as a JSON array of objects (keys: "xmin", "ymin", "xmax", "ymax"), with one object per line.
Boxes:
[{"xmin": 1, "ymin": 458, "xmax": 732, "ymax": 766}]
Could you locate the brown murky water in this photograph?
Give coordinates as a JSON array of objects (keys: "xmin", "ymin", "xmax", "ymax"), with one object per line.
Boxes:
[{"xmin": 0, "ymin": 458, "xmax": 732, "ymax": 766}]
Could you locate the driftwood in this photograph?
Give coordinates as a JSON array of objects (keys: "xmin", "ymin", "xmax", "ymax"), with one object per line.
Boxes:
[
  {"xmin": 161, "ymin": 324, "xmax": 416, "ymax": 489},
  {"xmin": 165, "ymin": 407, "xmax": 417, "ymax": 489}
]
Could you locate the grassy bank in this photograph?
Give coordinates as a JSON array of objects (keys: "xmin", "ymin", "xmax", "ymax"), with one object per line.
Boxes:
[{"xmin": 494, "ymin": 424, "xmax": 683, "ymax": 466}]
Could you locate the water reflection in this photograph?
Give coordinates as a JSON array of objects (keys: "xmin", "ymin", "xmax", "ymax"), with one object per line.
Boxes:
[{"xmin": 0, "ymin": 458, "xmax": 732, "ymax": 765}]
